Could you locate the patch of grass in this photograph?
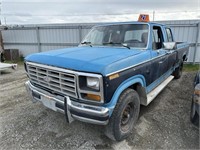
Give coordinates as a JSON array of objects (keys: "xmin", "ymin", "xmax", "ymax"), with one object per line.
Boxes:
[
  {"xmin": 1, "ymin": 54, "xmax": 24, "ymax": 65},
  {"xmin": 183, "ymin": 64, "xmax": 200, "ymax": 72},
  {"xmin": 3, "ymin": 60, "xmax": 24, "ymax": 66}
]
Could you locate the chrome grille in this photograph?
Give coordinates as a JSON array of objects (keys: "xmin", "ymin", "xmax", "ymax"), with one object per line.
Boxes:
[{"xmin": 27, "ymin": 63, "xmax": 77, "ymax": 98}]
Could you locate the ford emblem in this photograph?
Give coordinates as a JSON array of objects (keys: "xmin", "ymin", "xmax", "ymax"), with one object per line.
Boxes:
[{"xmin": 43, "ymin": 76, "xmax": 51, "ymax": 82}]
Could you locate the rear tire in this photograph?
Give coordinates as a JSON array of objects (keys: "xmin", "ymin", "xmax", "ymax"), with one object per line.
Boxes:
[
  {"xmin": 173, "ymin": 61, "xmax": 183, "ymax": 79},
  {"xmin": 104, "ymin": 89, "xmax": 140, "ymax": 141}
]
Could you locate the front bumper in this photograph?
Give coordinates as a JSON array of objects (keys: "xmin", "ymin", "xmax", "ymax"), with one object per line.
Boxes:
[{"xmin": 25, "ymin": 81, "xmax": 109, "ymax": 125}]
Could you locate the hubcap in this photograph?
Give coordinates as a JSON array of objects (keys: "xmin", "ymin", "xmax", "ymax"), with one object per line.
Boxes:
[{"xmin": 120, "ymin": 103, "xmax": 134, "ymax": 132}]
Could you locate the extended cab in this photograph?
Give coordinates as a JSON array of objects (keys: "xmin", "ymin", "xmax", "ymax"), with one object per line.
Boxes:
[{"xmin": 24, "ymin": 19, "xmax": 189, "ymax": 141}]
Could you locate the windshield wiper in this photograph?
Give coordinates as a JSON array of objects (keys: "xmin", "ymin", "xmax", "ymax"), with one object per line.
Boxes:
[
  {"xmin": 103, "ymin": 42, "xmax": 130, "ymax": 49},
  {"xmin": 81, "ymin": 41, "xmax": 92, "ymax": 47}
]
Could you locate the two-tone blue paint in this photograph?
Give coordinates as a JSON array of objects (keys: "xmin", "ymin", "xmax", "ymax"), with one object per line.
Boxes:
[
  {"xmin": 103, "ymin": 74, "xmax": 146, "ymax": 115},
  {"xmin": 25, "ymin": 22, "xmax": 189, "ymax": 119},
  {"xmin": 24, "ymin": 22, "xmax": 168, "ymax": 77},
  {"xmin": 146, "ymin": 67, "xmax": 174, "ymax": 93},
  {"xmin": 103, "ymin": 66, "xmax": 175, "ymax": 116}
]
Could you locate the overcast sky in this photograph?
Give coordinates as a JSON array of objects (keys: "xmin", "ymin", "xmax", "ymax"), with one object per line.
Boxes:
[{"xmin": 1, "ymin": 0, "xmax": 200, "ymax": 25}]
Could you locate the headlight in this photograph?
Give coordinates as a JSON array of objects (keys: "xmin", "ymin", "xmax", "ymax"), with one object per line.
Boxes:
[
  {"xmin": 78, "ymin": 73, "xmax": 104, "ymax": 103},
  {"xmin": 87, "ymin": 77, "xmax": 100, "ymax": 90}
]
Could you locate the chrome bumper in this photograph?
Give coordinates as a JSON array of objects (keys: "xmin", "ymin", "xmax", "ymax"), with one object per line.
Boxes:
[{"xmin": 25, "ymin": 81, "xmax": 109, "ymax": 125}]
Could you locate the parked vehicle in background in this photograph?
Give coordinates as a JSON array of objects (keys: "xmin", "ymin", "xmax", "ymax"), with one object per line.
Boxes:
[
  {"xmin": 191, "ymin": 71, "xmax": 200, "ymax": 127},
  {"xmin": 24, "ymin": 15, "xmax": 189, "ymax": 141}
]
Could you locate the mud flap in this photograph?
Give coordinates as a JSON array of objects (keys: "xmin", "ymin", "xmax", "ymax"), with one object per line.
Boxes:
[{"xmin": 64, "ymin": 96, "xmax": 74, "ymax": 123}]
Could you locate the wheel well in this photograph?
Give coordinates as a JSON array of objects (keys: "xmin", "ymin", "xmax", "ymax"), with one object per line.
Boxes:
[
  {"xmin": 128, "ymin": 83, "xmax": 147, "ymax": 105},
  {"xmin": 129, "ymin": 83, "xmax": 141, "ymax": 90}
]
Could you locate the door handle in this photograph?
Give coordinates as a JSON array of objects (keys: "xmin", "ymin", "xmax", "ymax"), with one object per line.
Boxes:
[
  {"xmin": 159, "ymin": 61, "xmax": 163, "ymax": 64},
  {"xmin": 166, "ymin": 51, "xmax": 173, "ymax": 54}
]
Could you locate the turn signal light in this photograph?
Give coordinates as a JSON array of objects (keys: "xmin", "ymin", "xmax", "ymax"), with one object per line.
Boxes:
[
  {"xmin": 86, "ymin": 94, "xmax": 101, "ymax": 101},
  {"xmin": 109, "ymin": 73, "xmax": 119, "ymax": 80}
]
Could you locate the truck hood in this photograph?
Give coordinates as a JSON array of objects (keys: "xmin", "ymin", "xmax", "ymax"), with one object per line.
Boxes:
[{"xmin": 25, "ymin": 46, "xmax": 149, "ymax": 76}]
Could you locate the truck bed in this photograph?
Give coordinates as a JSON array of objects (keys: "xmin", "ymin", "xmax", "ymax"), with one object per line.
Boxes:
[{"xmin": 176, "ymin": 42, "xmax": 190, "ymax": 62}]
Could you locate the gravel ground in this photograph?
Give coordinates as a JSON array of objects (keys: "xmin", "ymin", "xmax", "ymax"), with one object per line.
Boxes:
[{"xmin": 0, "ymin": 65, "xmax": 199, "ymax": 150}]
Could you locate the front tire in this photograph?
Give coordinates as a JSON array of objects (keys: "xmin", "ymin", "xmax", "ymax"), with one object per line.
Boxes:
[{"xmin": 104, "ymin": 89, "xmax": 140, "ymax": 141}]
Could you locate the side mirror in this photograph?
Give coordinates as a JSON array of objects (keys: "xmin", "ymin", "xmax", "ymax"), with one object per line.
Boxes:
[{"xmin": 163, "ymin": 42, "xmax": 177, "ymax": 50}]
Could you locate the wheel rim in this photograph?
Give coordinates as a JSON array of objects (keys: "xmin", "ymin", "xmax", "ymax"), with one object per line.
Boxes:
[{"xmin": 120, "ymin": 102, "xmax": 134, "ymax": 132}]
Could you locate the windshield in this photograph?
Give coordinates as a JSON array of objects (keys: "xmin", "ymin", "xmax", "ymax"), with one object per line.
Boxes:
[{"xmin": 81, "ymin": 24, "xmax": 149, "ymax": 49}]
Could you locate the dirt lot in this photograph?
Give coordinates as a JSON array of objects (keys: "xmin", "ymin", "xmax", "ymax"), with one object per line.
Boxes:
[{"xmin": 0, "ymin": 65, "xmax": 199, "ymax": 150}]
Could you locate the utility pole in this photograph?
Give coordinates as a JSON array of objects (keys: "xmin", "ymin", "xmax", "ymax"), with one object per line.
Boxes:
[
  {"xmin": 153, "ymin": 11, "xmax": 155, "ymax": 21},
  {"xmin": 0, "ymin": 2, "xmax": 1, "ymax": 63},
  {"xmin": 0, "ymin": 2, "xmax": 1, "ymax": 25},
  {"xmin": 0, "ymin": 2, "xmax": 5, "ymax": 63}
]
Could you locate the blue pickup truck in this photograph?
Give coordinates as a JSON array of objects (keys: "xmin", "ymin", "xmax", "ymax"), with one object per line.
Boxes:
[{"xmin": 25, "ymin": 19, "xmax": 189, "ymax": 141}]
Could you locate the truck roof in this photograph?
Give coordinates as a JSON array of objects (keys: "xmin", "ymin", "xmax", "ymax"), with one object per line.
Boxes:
[{"xmin": 95, "ymin": 21, "xmax": 166, "ymax": 27}]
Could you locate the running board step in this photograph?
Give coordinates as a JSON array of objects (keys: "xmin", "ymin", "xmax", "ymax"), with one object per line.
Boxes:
[{"xmin": 146, "ymin": 75, "xmax": 174, "ymax": 105}]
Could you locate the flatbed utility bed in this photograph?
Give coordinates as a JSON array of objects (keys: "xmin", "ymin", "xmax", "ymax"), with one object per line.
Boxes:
[{"xmin": 0, "ymin": 63, "xmax": 17, "ymax": 71}]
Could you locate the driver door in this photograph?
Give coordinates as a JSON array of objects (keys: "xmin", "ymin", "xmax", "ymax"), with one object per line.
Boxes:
[{"xmin": 150, "ymin": 25, "xmax": 169, "ymax": 83}]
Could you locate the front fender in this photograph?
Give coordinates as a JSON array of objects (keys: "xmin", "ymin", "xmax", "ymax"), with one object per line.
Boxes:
[{"xmin": 103, "ymin": 75, "xmax": 146, "ymax": 116}]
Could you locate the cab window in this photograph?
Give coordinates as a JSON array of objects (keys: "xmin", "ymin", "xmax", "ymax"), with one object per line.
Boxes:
[
  {"xmin": 166, "ymin": 28, "xmax": 173, "ymax": 42},
  {"xmin": 152, "ymin": 26, "xmax": 164, "ymax": 50},
  {"xmin": 82, "ymin": 24, "xmax": 149, "ymax": 48}
]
